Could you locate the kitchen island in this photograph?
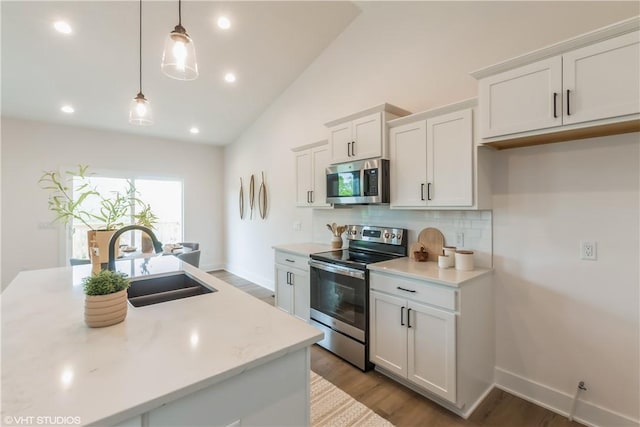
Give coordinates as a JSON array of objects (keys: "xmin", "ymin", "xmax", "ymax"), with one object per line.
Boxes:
[{"xmin": 1, "ymin": 256, "xmax": 323, "ymax": 426}]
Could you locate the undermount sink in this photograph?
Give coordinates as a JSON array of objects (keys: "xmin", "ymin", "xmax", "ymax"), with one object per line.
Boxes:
[{"xmin": 127, "ymin": 272, "xmax": 216, "ymax": 307}]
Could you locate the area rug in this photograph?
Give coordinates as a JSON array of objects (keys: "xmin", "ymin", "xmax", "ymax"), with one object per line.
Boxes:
[{"xmin": 311, "ymin": 371, "xmax": 395, "ymax": 427}]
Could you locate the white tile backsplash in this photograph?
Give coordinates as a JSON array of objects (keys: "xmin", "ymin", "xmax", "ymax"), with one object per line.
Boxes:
[{"xmin": 313, "ymin": 206, "xmax": 493, "ymax": 268}]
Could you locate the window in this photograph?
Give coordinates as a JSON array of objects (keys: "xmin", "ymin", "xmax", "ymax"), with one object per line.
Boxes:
[{"xmin": 71, "ymin": 176, "xmax": 182, "ymax": 259}]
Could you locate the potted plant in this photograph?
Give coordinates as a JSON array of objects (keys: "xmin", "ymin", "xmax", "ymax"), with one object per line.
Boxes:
[
  {"xmin": 134, "ymin": 202, "xmax": 158, "ymax": 253},
  {"xmin": 39, "ymin": 165, "xmax": 155, "ymax": 263},
  {"xmin": 82, "ymin": 269, "xmax": 130, "ymax": 328}
]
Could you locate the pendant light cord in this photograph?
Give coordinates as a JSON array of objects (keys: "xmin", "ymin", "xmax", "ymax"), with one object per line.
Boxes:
[
  {"xmin": 139, "ymin": 0, "xmax": 142, "ymax": 94},
  {"xmin": 178, "ymin": 0, "xmax": 182, "ymax": 27}
]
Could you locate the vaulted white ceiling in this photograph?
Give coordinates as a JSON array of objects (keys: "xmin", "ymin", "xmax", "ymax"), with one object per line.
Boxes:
[{"xmin": 1, "ymin": 1, "xmax": 360, "ymax": 145}]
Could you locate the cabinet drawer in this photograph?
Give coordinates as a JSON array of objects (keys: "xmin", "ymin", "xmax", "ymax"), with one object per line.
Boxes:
[
  {"xmin": 370, "ymin": 272, "xmax": 457, "ymax": 311},
  {"xmin": 275, "ymin": 251, "xmax": 310, "ymax": 271}
]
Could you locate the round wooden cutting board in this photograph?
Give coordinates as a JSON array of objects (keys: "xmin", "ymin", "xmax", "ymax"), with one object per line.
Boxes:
[{"xmin": 417, "ymin": 227, "xmax": 445, "ymax": 261}]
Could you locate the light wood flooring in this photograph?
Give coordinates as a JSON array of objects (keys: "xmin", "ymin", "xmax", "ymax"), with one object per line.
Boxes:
[{"xmin": 208, "ymin": 270, "xmax": 584, "ymax": 427}]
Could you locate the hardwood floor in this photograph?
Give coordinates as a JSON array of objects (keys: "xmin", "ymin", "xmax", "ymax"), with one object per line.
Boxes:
[{"xmin": 208, "ymin": 269, "xmax": 583, "ymax": 427}]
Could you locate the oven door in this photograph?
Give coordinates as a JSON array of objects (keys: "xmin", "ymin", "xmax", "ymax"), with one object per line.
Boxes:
[{"xmin": 309, "ymin": 260, "xmax": 367, "ymax": 342}]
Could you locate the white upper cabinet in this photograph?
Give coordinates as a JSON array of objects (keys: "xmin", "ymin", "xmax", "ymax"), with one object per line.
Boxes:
[
  {"xmin": 328, "ymin": 112, "xmax": 381, "ymax": 163},
  {"xmin": 389, "ymin": 100, "xmax": 482, "ymax": 209},
  {"xmin": 472, "ymin": 18, "xmax": 640, "ymax": 148},
  {"xmin": 479, "ymin": 57, "xmax": 562, "ymax": 138},
  {"xmin": 292, "ymin": 141, "xmax": 331, "ymax": 208},
  {"xmin": 427, "ymin": 109, "xmax": 473, "ymax": 207},
  {"xmin": 562, "ymin": 31, "xmax": 640, "ymax": 125},
  {"xmin": 326, "ymin": 104, "xmax": 411, "ymax": 164},
  {"xmin": 389, "ymin": 121, "xmax": 428, "ymax": 207}
]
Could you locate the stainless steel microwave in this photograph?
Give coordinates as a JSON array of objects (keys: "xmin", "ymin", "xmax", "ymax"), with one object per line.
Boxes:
[{"xmin": 325, "ymin": 159, "xmax": 389, "ymax": 205}]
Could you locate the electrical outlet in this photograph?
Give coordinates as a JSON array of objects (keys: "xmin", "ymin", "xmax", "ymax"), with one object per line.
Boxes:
[
  {"xmin": 580, "ymin": 240, "xmax": 597, "ymax": 260},
  {"xmin": 293, "ymin": 221, "xmax": 302, "ymax": 232},
  {"xmin": 456, "ymin": 232, "xmax": 464, "ymax": 248}
]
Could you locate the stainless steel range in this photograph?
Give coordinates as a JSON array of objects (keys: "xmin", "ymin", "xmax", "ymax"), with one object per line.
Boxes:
[{"xmin": 309, "ymin": 224, "xmax": 407, "ymax": 371}]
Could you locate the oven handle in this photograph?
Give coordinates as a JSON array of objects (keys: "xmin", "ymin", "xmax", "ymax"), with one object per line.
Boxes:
[{"xmin": 309, "ymin": 260, "xmax": 366, "ymax": 280}]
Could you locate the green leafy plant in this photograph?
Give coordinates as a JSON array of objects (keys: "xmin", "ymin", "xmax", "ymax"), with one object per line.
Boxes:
[
  {"xmin": 82, "ymin": 269, "xmax": 130, "ymax": 296},
  {"xmin": 133, "ymin": 202, "xmax": 158, "ymax": 229},
  {"xmin": 39, "ymin": 165, "xmax": 154, "ymax": 231}
]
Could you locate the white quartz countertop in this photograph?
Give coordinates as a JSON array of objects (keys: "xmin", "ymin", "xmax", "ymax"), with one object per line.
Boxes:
[
  {"xmin": 368, "ymin": 258, "xmax": 492, "ymax": 287},
  {"xmin": 1, "ymin": 256, "xmax": 322, "ymax": 426},
  {"xmin": 272, "ymin": 242, "xmax": 334, "ymax": 256}
]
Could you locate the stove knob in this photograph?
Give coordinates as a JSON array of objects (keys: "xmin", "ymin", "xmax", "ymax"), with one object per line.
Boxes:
[
  {"xmin": 384, "ymin": 232, "xmax": 390, "ymax": 238},
  {"xmin": 397, "ymin": 233, "xmax": 402, "ymax": 240},
  {"xmin": 390, "ymin": 233, "xmax": 396, "ymax": 239}
]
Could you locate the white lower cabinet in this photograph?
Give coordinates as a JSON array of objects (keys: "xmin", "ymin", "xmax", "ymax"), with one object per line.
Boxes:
[
  {"xmin": 274, "ymin": 251, "xmax": 310, "ymax": 322},
  {"xmin": 369, "ymin": 270, "xmax": 493, "ymax": 417},
  {"xmin": 370, "ymin": 290, "xmax": 456, "ymax": 403}
]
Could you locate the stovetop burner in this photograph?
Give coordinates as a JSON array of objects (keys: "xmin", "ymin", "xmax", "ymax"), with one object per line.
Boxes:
[
  {"xmin": 310, "ymin": 224, "xmax": 408, "ymax": 270},
  {"xmin": 310, "ymin": 249, "xmax": 399, "ymax": 270}
]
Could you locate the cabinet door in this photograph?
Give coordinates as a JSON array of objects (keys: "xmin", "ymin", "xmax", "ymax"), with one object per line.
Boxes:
[
  {"xmin": 294, "ymin": 150, "xmax": 312, "ymax": 207},
  {"xmin": 407, "ymin": 301, "xmax": 456, "ymax": 403},
  {"xmin": 563, "ymin": 31, "xmax": 640, "ymax": 125},
  {"xmin": 426, "ymin": 109, "xmax": 473, "ymax": 207},
  {"xmin": 329, "ymin": 122, "xmax": 353, "ymax": 164},
  {"xmin": 311, "ymin": 146, "xmax": 331, "ymax": 207},
  {"xmin": 389, "ymin": 121, "xmax": 428, "ymax": 207},
  {"xmin": 479, "ymin": 56, "xmax": 562, "ymax": 138},
  {"xmin": 369, "ymin": 290, "xmax": 408, "ymax": 377},
  {"xmin": 291, "ymin": 268, "xmax": 310, "ymax": 322},
  {"xmin": 351, "ymin": 112, "xmax": 382, "ymax": 160},
  {"xmin": 275, "ymin": 265, "xmax": 293, "ymax": 315}
]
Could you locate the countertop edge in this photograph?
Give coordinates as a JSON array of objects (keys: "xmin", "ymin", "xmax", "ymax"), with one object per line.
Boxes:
[
  {"xmin": 94, "ymin": 333, "xmax": 322, "ymax": 426},
  {"xmin": 367, "ymin": 262, "xmax": 493, "ymax": 287}
]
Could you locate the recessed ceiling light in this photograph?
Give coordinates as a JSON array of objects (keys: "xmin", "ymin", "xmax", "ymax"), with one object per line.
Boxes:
[
  {"xmin": 217, "ymin": 16, "xmax": 231, "ymax": 30},
  {"xmin": 61, "ymin": 105, "xmax": 75, "ymax": 114},
  {"xmin": 224, "ymin": 73, "xmax": 236, "ymax": 83},
  {"xmin": 53, "ymin": 21, "xmax": 72, "ymax": 34},
  {"xmin": 190, "ymin": 127, "xmax": 200, "ymax": 134}
]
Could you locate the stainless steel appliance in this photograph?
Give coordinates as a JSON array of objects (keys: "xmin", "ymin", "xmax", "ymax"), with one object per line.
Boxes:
[
  {"xmin": 309, "ymin": 224, "xmax": 407, "ymax": 370},
  {"xmin": 325, "ymin": 159, "xmax": 390, "ymax": 205}
]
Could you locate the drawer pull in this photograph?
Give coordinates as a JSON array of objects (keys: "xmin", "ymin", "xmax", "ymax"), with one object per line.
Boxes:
[
  {"xmin": 397, "ymin": 286, "xmax": 416, "ymax": 293},
  {"xmin": 285, "ymin": 259, "xmax": 295, "ymax": 263},
  {"xmin": 407, "ymin": 308, "xmax": 412, "ymax": 328}
]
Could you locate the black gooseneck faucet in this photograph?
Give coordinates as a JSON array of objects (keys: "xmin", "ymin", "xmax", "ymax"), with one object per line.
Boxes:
[{"xmin": 107, "ymin": 225, "xmax": 163, "ymax": 271}]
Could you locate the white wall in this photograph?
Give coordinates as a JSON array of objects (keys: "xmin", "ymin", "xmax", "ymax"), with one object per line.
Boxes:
[
  {"xmin": 1, "ymin": 118, "xmax": 224, "ymax": 287},
  {"xmin": 223, "ymin": 1, "xmax": 639, "ymax": 424},
  {"xmin": 493, "ymin": 134, "xmax": 639, "ymax": 424}
]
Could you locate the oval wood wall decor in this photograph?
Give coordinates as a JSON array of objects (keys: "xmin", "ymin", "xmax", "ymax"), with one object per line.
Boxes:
[
  {"xmin": 239, "ymin": 177, "xmax": 244, "ymax": 219},
  {"xmin": 258, "ymin": 171, "xmax": 267, "ymax": 219},
  {"xmin": 249, "ymin": 174, "xmax": 255, "ymax": 219}
]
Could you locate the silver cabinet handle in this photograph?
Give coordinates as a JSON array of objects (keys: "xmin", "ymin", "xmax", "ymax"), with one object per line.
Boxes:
[
  {"xmin": 407, "ymin": 308, "xmax": 412, "ymax": 328},
  {"xmin": 347, "ymin": 142, "xmax": 351, "ymax": 157},
  {"xmin": 566, "ymin": 89, "xmax": 571, "ymax": 116},
  {"xmin": 400, "ymin": 306, "xmax": 405, "ymax": 326},
  {"xmin": 397, "ymin": 286, "xmax": 416, "ymax": 293},
  {"xmin": 351, "ymin": 141, "xmax": 356, "ymax": 157},
  {"xmin": 285, "ymin": 258, "xmax": 295, "ymax": 263},
  {"xmin": 420, "ymin": 183, "xmax": 425, "ymax": 201}
]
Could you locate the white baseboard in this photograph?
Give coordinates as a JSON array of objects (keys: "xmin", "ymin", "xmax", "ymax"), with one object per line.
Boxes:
[
  {"xmin": 201, "ymin": 263, "xmax": 224, "ymax": 273},
  {"xmin": 495, "ymin": 367, "xmax": 639, "ymax": 427},
  {"xmin": 223, "ymin": 264, "xmax": 275, "ymax": 292}
]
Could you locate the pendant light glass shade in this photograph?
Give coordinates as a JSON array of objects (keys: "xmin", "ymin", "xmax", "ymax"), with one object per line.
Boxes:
[
  {"xmin": 161, "ymin": 0, "xmax": 198, "ymax": 80},
  {"xmin": 129, "ymin": 0, "xmax": 153, "ymax": 126},
  {"xmin": 129, "ymin": 92, "xmax": 153, "ymax": 125}
]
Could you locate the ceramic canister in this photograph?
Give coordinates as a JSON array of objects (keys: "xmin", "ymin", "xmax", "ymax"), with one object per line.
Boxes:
[
  {"xmin": 438, "ymin": 255, "xmax": 451, "ymax": 269},
  {"xmin": 443, "ymin": 246, "xmax": 456, "ymax": 267},
  {"xmin": 455, "ymin": 250, "xmax": 474, "ymax": 271}
]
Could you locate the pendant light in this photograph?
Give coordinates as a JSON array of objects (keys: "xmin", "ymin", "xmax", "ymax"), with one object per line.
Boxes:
[
  {"xmin": 129, "ymin": 0, "xmax": 153, "ymax": 125},
  {"xmin": 161, "ymin": 0, "xmax": 198, "ymax": 80}
]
